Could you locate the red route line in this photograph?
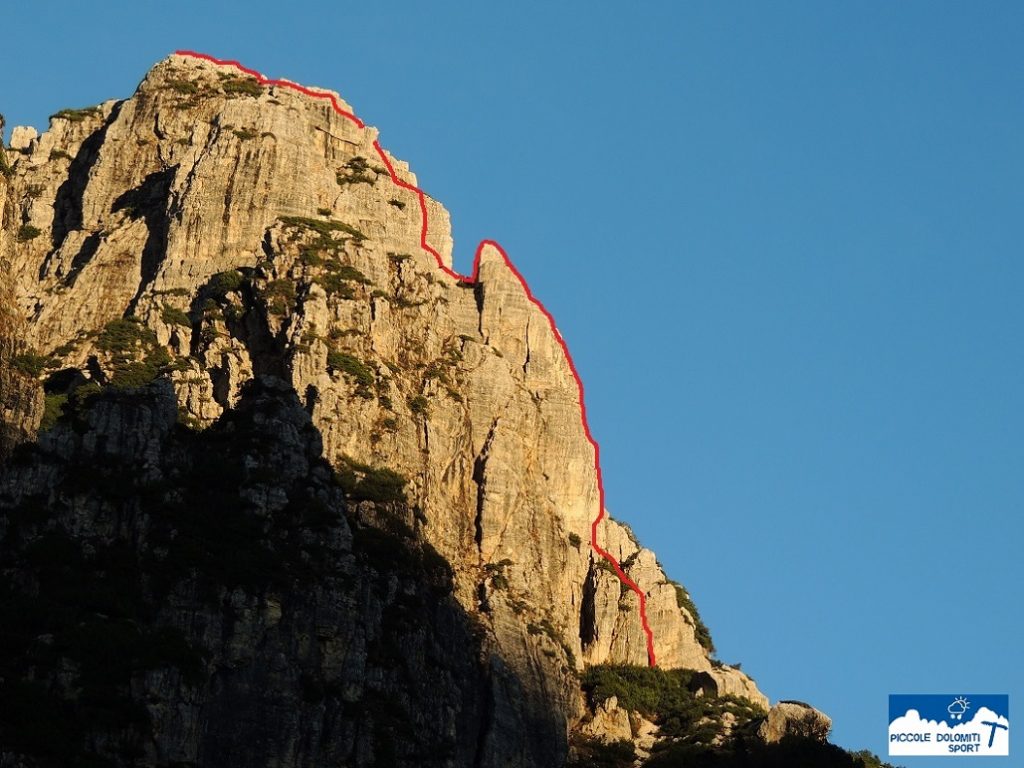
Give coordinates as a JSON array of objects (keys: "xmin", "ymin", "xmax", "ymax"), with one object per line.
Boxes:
[{"xmin": 174, "ymin": 50, "xmax": 658, "ymax": 667}]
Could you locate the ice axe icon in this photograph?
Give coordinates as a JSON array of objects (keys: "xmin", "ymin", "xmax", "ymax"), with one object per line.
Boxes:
[{"xmin": 981, "ymin": 720, "xmax": 1008, "ymax": 748}]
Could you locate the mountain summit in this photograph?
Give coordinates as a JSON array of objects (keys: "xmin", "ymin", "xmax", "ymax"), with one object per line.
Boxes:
[{"xmin": 0, "ymin": 54, "xmax": 876, "ymax": 768}]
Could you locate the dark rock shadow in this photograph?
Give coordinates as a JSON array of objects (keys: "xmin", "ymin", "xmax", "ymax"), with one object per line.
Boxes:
[
  {"xmin": 49, "ymin": 101, "xmax": 123, "ymax": 253},
  {"xmin": 111, "ymin": 166, "xmax": 177, "ymax": 310},
  {"xmin": 62, "ymin": 230, "xmax": 100, "ymax": 286},
  {"xmin": 0, "ymin": 377, "xmax": 565, "ymax": 768}
]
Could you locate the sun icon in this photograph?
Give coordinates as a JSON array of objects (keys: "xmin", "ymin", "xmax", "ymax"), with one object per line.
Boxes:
[{"xmin": 948, "ymin": 696, "xmax": 971, "ymax": 721}]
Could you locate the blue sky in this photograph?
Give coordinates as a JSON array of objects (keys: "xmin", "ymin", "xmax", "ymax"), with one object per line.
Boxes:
[{"xmin": 3, "ymin": 1, "xmax": 1021, "ymax": 762}]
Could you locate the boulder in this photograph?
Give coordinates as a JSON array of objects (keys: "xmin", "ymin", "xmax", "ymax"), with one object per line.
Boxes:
[
  {"xmin": 757, "ymin": 701, "xmax": 832, "ymax": 743},
  {"xmin": 581, "ymin": 696, "xmax": 633, "ymax": 743},
  {"xmin": 689, "ymin": 667, "xmax": 770, "ymax": 711}
]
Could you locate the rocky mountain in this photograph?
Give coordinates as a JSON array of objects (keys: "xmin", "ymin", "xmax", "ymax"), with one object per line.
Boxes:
[{"xmin": 0, "ymin": 53, "xmax": 888, "ymax": 768}]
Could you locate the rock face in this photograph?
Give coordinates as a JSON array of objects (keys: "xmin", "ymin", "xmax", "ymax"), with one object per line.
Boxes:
[
  {"xmin": 0, "ymin": 380, "xmax": 551, "ymax": 766},
  {"xmin": 0, "ymin": 269, "xmax": 43, "ymax": 459},
  {"xmin": 0, "ymin": 53, "xmax": 775, "ymax": 765},
  {"xmin": 758, "ymin": 702, "xmax": 833, "ymax": 744},
  {"xmin": 9, "ymin": 126, "xmax": 37, "ymax": 152}
]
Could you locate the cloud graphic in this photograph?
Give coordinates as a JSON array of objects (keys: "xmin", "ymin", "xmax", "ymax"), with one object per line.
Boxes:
[{"xmin": 889, "ymin": 707, "xmax": 1009, "ymax": 756}]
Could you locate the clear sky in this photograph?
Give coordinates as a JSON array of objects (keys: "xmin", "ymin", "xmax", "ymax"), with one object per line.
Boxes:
[{"xmin": 3, "ymin": 1, "xmax": 1021, "ymax": 763}]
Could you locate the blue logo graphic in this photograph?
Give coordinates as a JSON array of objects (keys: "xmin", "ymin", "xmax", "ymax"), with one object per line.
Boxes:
[
  {"xmin": 947, "ymin": 696, "xmax": 970, "ymax": 721},
  {"xmin": 889, "ymin": 694, "xmax": 1009, "ymax": 757}
]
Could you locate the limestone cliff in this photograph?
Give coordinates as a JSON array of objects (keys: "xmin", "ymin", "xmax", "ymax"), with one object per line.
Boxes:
[{"xmin": 0, "ymin": 53, "xmax": 786, "ymax": 767}]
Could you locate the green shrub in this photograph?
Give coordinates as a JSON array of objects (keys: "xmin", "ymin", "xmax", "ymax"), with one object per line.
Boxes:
[
  {"xmin": 279, "ymin": 215, "xmax": 365, "ymax": 242},
  {"xmin": 221, "ymin": 77, "xmax": 263, "ymax": 97},
  {"xmin": 39, "ymin": 394, "xmax": 68, "ymax": 432},
  {"xmin": 388, "ymin": 198, "xmax": 405, "ymax": 210},
  {"xmin": 50, "ymin": 106, "xmax": 101, "ymax": 123},
  {"xmin": 848, "ymin": 749, "xmax": 901, "ymax": 768},
  {"xmin": 583, "ymin": 664, "xmax": 689, "ymax": 715},
  {"xmin": 94, "ymin": 317, "xmax": 170, "ymax": 388},
  {"xmin": 317, "ymin": 261, "xmax": 371, "ymax": 297},
  {"xmin": 408, "ymin": 395, "xmax": 429, "ymax": 414},
  {"xmin": 96, "ymin": 317, "xmax": 156, "ymax": 354},
  {"xmin": 111, "ymin": 360, "xmax": 162, "ymax": 389},
  {"xmin": 11, "ymin": 352, "xmax": 53, "ymax": 377},
  {"xmin": 336, "ymin": 458, "xmax": 408, "ymax": 503},
  {"xmin": 335, "ymin": 156, "xmax": 384, "ymax": 186},
  {"xmin": 232, "ymin": 128, "xmax": 258, "ymax": 141},
  {"xmin": 568, "ymin": 737, "xmax": 635, "ymax": 768},
  {"xmin": 568, "ymin": 533, "xmax": 583, "ymax": 548},
  {"xmin": 316, "ymin": 274, "xmax": 354, "ymax": 299},
  {"xmin": 300, "ymin": 247, "xmax": 325, "ymax": 267},
  {"xmin": 582, "ymin": 664, "xmax": 766, "ymax": 744},
  {"xmin": 262, "ymin": 279, "xmax": 295, "ymax": 315},
  {"xmin": 166, "ymin": 78, "xmax": 199, "ymax": 95},
  {"xmin": 208, "ymin": 269, "xmax": 244, "ymax": 298},
  {"xmin": 323, "ymin": 262, "xmax": 371, "ymax": 283},
  {"xmin": 161, "ymin": 306, "xmax": 191, "ymax": 327},
  {"xmin": 16, "ymin": 224, "xmax": 42, "ymax": 242},
  {"xmin": 316, "ymin": 207, "xmax": 332, "ymax": 216},
  {"xmin": 70, "ymin": 382, "xmax": 103, "ymax": 412},
  {"xmin": 646, "ymin": 734, "xmax": 875, "ymax": 768},
  {"xmin": 49, "ymin": 149, "xmax": 72, "ymax": 162},
  {"xmin": 353, "ymin": 467, "xmax": 407, "ymax": 503},
  {"xmin": 326, "ymin": 352, "xmax": 374, "ymax": 397},
  {"xmin": 328, "ymin": 326, "xmax": 361, "ymax": 341}
]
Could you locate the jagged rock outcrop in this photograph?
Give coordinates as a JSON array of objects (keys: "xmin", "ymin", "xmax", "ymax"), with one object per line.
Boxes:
[
  {"xmin": 690, "ymin": 669, "xmax": 770, "ymax": 712},
  {"xmin": 757, "ymin": 701, "xmax": 833, "ymax": 744},
  {"xmin": 9, "ymin": 127, "xmax": 37, "ymax": 152},
  {"xmin": 0, "ymin": 53, "xmax": 784, "ymax": 766}
]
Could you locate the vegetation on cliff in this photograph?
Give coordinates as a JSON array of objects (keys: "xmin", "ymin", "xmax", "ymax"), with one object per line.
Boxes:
[{"xmin": 573, "ymin": 665, "xmax": 898, "ymax": 768}]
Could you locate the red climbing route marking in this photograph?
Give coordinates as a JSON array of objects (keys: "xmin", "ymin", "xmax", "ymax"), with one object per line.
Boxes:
[{"xmin": 174, "ymin": 50, "xmax": 658, "ymax": 667}]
